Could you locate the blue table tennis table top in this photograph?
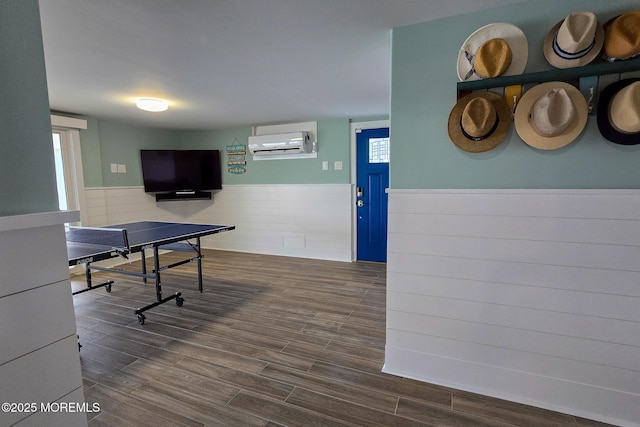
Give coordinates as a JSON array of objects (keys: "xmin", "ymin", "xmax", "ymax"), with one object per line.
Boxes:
[{"xmin": 67, "ymin": 221, "xmax": 234, "ymax": 265}]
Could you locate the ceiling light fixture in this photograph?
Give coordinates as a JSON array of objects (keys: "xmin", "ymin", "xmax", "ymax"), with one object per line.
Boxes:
[{"xmin": 136, "ymin": 98, "xmax": 169, "ymax": 112}]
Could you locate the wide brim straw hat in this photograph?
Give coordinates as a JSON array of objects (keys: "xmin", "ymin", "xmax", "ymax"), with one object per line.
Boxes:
[
  {"xmin": 457, "ymin": 23, "xmax": 528, "ymax": 81},
  {"xmin": 543, "ymin": 11, "xmax": 604, "ymax": 68},
  {"xmin": 447, "ymin": 91, "xmax": 512, "ymax": 153},
  {"xmin": 597, "ymin": 78, "xmax": 640, "ymax": 145},
  {"xmin": 514, "ymin": 81, "xmax": 588, "ymax": 150},
  {"xmin": 602, "ymin": 11, "xmax": 640, "ymax": 61}
]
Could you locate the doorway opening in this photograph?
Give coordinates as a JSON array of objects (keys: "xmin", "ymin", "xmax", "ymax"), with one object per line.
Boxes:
[{"xmin": 351, "ymin": 120, "xmax": 390, "ymax": 262}]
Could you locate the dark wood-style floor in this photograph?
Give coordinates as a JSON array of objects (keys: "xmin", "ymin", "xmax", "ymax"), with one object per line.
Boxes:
[{"xmin": 72, "ymin": 250, "xmax": 615, "ymax": 427}]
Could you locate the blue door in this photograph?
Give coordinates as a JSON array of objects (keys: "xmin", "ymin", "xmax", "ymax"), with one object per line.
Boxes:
[{"xmin": 356, "ymin": 127, "xmax": 390, "ymax": 262}]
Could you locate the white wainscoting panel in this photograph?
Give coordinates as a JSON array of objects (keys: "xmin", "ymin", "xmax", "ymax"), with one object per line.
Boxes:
[
  {"xmin": 0, "ymin": 221, "xmax": 72, "ymax": 298},
  {"xmin": 385, "ymin": 189, "xmax": 640, "ymax": 427},
  {"xmin": 0, "ymin": 280, "xmax": 78, "ymax": 366},
  {"xmin": 84, "ymin": 184, "xmax": 353, "ymax": 261},
  {"xmin": 0, "ymin": 336, "xmax": 86, "ymax": 426},
  {"xmin": 0, "ymin": 212, "xmax": 85, "ymax": 427}
]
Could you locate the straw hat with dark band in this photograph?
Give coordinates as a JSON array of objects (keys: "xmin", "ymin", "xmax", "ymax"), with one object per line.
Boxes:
[
  {"xmin": 597, "ymin": 78, "xmax": 640, "ymax": 145},
  {"xmin": 457, "ymin": 23, "xmax": 528, "ymax": 81},
  {"xmin": 514, "ymin": 82, "xmax": 588, "ymax": 150},
  {"xmin": 448, "ymin": 92, "xmax": 511, "ymax": 153},
  {"xmin": 603, "ymin": 11, "xmax": 640, "ymax": 61},
  {"xmin": 543, "ymin": 11, "xmax": 604, "ymax": 68}
]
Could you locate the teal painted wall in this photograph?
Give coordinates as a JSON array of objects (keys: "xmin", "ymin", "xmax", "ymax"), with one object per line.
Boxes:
[
  {"xmin": 81, "ymin": 118, "xmax": 353, "ymax": 187},
  {"xmin": 390, "ymin": 0, "xmax": 640, "ymax": 189},
  {"xmin": 78, "ymin": 118, "xmax": 104, "ymax": 187},
  {"xmin": 99, "ymin": 121, "xmax": 181, "ymax": 187},
  {"xmin": 0, "ymin": 0, "xmax": 59, "ymax": 215},
  {"xmin": 180, "ymin": 119, "xmax": 350, "ymax": 185},
  {"xmin": 79, "ymin": 120, "xmax": 180, "ymax": 187}
]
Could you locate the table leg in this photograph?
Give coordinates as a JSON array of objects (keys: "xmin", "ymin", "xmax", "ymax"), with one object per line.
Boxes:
[
  {"xmin": 141, "ymin": 248, "xmax": 147, "ymax": 283},
  {"xmin": 196, "ymin": 237, "xmax": 203, "ymax": 293}
]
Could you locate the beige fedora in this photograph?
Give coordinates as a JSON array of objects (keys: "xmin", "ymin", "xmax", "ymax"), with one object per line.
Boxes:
[
  {"xmin": 603, "ymin": 11, "xmax": 640, "ymax": 61},
  {"xmin": 448, "ymin": 92, "xmax": 511, "ymax": 153},
  {"xmin": 544, "ymin": 11, "xmax": 604, "ymax": 68},
  {"xmin": 514, "ymin": 82, "xmax": 588, "ymax": 150},
  {"xmin": 457, "ymin": 23, "xmax": 528, "ymax": 81},
  {"xmin": 597, "ymin": 78, "xmax": 640, "ymax": 145}
]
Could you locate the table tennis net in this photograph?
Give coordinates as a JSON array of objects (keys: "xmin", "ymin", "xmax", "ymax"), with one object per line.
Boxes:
[{"xmin": 65, "ymin": 226, "xmax": 130, "ymax": 250}]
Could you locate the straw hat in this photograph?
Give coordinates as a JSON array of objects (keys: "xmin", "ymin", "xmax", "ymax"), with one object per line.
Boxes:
[
  {"xmin": 603, "ymin": 11, "xmax": 640, "ymax": 61},
  {"xmin": 447, "ymin": 92, "xmax": 511, "ymax": 153},
  {"xmin": 543, "ymin": 11, "xmax": 604, "ymax": 68},
  {"xmin": 514, "ymin": 82, "xmax": 588, "ymax": 150},
  {"xmin": 457, "ymin": 23, "xmax": 528, "ymax": 81},
  {"xmin": 597, "ymin": 78, "xmax": 640, "ymax": 145}
]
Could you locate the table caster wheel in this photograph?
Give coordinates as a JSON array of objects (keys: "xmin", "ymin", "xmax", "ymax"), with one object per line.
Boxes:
[
  {"xmin": 137, "ymin": 314, "xmax": 146, "ymax": 325},
  {"xmin": 105, "ymin": 283, "xmax": 112, "ymax": 293},
  {"xmin": 176, "ymin": 296, "xmax": 184, "ymax": 307}
]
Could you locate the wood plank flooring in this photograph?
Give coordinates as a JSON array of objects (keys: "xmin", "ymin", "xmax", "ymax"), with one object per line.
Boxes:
[{"xmin": 72, "ymin": 250, "xmax": 616, "ymax": 427}]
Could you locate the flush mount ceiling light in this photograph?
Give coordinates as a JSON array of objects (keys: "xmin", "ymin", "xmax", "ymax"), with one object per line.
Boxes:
[{"xmin": 136, "ymin": 98, "xmax": 169, "ymax": 112}]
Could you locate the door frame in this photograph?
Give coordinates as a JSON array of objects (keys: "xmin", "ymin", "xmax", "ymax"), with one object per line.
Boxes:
[{"xmin": 349, "ymin": 119, "xmax": 390, "ymax": 261}]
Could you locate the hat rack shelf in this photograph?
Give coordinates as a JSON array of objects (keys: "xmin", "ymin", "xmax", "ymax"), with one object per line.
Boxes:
[{"xmin": 456, "ymin": 57, "xmax": 640, "ymax": 100}]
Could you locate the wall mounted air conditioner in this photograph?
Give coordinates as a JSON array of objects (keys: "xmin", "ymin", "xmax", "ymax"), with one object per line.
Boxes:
[{"xmin": 248, "ymin": 132, "xmax": 315, "ymax": 158}]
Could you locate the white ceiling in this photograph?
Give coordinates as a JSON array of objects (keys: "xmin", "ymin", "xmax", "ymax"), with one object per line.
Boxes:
[{"xmin": 38, "ymin": 0, "xmax": 528, "ymax": 130}]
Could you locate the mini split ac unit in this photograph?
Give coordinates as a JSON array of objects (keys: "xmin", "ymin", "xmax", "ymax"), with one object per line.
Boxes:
[{"xmin": 248, "ymin": 132, "xmax": 314, "ymax": 157}]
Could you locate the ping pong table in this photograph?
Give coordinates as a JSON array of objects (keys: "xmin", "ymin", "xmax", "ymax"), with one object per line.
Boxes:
[{"xmin": 67, "ymin": 221, "xmax": 235, "ymax": 324}]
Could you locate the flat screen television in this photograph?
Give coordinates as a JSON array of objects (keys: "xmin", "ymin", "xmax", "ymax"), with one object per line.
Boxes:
[{"xmin": 140, "ymin": 149, "xmax": 222, "ymax": 193}]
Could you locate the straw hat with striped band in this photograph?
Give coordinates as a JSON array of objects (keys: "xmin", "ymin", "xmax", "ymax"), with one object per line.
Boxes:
[{"xmin": 543, "ymin": 11, "xmax": 604, "ymax": 68}]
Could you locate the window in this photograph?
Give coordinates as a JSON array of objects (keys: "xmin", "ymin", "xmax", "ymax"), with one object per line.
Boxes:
[
  {"xmin": 52, "ymin": 129, "xmax": 79, "ymax": 213},
  {"xmin": 52, "ymin": 132, "xmax": 69, "ymax": 210},
  {"xmin": 368, "ymin": 137, "xmax": 390, "ymax": 163},
  {"xmin": 50, "ymin": 115, "xmax": 88, "ymax": 224}
]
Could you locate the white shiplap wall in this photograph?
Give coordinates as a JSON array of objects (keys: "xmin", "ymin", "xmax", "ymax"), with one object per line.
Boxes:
[
  {"xmin": 384, "ymin": 189, "xmax": 640, "ymax": 427},
  {"xmin": 84, "ymin": 184, "xmax": 353, "ymax": 261},
  {"xmin": 0, "ymin": 211, "xmax": 86, "ymax": 427}
]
